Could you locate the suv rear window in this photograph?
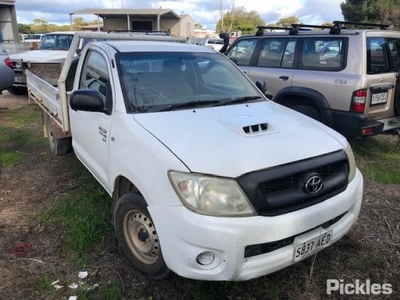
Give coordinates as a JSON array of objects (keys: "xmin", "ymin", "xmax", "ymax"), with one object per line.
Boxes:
[{"xmin": 366, "ymin": 37, "xmax": 400, "ymax": 74}]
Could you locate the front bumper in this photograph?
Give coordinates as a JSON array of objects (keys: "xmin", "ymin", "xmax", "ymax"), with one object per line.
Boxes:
[{"xmin": 149, "ymin": 169, "xmax": 363, "ymax": 281}]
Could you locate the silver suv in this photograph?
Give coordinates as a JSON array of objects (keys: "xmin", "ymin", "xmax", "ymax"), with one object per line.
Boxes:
[{"xmin": 225, "ymin": 21, "xmax": 400, "ymax": 138}]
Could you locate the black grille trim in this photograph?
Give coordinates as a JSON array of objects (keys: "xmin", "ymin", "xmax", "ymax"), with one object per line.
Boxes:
[
  {"xmin": 237, "ymin": 150, "xmax": 349, "ymax": 216},
  {"xmin": 244, "ymin": 211, "xmax": 347, "ymax": 258}
]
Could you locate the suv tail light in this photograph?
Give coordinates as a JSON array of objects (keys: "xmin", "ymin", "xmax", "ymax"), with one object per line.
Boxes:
[
  {"xmin": 350, "ymin": 89, "xmax": 367, "ymax": 113},
  {"xmin": 4, "ymin": 57, "xmax": 13, "ymax": 69}
]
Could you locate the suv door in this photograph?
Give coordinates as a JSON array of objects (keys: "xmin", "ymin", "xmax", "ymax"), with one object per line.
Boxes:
[
  {"xmin": 290, "ymin": 37, "xmax": 349, "ymax": 111},
  {"xmin": 245, "ymin": 38, "xmax": 297, "ymax": 97},
  {"xmin": 226, "ymin": 37, "xmax": 259, "ymax": 75}
]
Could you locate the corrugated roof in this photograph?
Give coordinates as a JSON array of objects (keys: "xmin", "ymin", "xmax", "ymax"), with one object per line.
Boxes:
[{"xmin": 70, "ymin": 8, "xmax": 181, "ymax": 20}]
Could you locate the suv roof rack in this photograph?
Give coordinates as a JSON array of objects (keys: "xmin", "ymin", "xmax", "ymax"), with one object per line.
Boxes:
[
  {"xmin": 108, "ymin": 29, "xmax": 172, "ymax": 36},
  {"xmin": 255, "ymin": 21, "xmax": 389, "ymax": 36},
  {"xmin": 330, "ymin": 21, "xmax": 389, "ymax": 34}
]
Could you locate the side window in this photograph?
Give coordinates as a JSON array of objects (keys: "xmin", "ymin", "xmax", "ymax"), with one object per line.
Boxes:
[
  {"xmin": 387, "ymin": 38, "xmax": 400, "ymax": 71},
  {"xmin": 301, "ymin": 38, "xmax": 345, "ymax": 70},
  {"xmin": 226, "ymin": 38, "xmax": 258, "ymax": 66},
  {"xmin": 257, "ymin": 39, "xmax": 285, "ymax": 67},
  {"xmin": 367, "ymin": 37, "xmax": 390, "ymax": 73},
  {"xmin": 256, "ymin": 38, "xmax": 296, "ymax": 68},
  {"xmin": 80, "ymin": 50, "xmax": 112, "ymax": 113}
]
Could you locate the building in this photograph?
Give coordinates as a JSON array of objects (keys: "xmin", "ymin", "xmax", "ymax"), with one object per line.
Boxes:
[
  {"xmin": 0, "ymin": 0, "xmax": 18, "ymax": 42},
  {"xmin": 70, "ymin": 8, "xmax": 196, "ymax": 38}
]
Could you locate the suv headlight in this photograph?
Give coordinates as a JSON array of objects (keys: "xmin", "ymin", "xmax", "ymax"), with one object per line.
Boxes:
[
  {"xmin": 345, "ymin": 142, "xmax": 356, "ymax": 182},
  {"xmin": 168, "ymin": 171, "xmax": 255, "ymax": 216}
]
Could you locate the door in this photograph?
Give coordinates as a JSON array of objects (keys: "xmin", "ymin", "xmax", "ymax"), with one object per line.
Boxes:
[
  {"xmin": 245, "ymin": 38, "xmax": 297, "ymax": 97},
  {"xmin": 69, "ymin": 48, "xmax": 114, "ymax": 188}
]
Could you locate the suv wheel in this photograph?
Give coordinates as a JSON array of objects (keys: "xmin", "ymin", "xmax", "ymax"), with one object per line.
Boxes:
[{"xmin": 291, "ymin": 104, "xmax": 321, "ymax": 122}]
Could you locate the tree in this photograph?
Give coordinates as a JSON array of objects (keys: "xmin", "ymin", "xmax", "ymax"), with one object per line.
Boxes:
[
  {"xmin": 216, "ymin": 7, "xmax": 265, "ymax": 34},
  {"xmin": 18, "ymin": 23, "xmax": 33, "ymax": 34},
  {"xmin": 340, "ymin": 0, "xmax": 399, "ymax": 26},
  {"xmin": 274, "ymin": 16, "xmax": 302, "ymax": 27}
]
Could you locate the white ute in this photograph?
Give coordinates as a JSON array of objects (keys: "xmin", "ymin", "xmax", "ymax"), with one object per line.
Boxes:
[{"xmin": 26, "ymin": 32, "xmax": 364, "ymax": 281}]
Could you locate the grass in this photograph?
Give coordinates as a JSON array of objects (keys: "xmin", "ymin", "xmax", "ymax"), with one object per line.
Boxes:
[
  {"xmin": 39, "ymin": 181, "xmax": 114, "ymax": 258},
  {"xmin": 0, "ymin": 105, "xmax": 45, "ymax": 167},
  {"xmin": 350, "ymin": 135, "xmax": 400, "ymax": 183}
]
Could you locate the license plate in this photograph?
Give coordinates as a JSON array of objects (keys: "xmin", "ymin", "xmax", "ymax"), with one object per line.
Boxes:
[
  {"xmin": 371, "ymin": 92, "xmax": 387, "ymax": 105},
  {"xmin": 293, "ymin": 230, "xmax": 332, "ymax": 262},
  {"xmin": 15, "ymin": 76, "xmax": 25, "ymax": 83}
]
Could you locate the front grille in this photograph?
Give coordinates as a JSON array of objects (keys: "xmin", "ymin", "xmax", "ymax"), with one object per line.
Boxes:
[
  {"xmin": 259, "ymin": 161, "xmax": 344, "ymax": 194},
  {"xmin": 237, "ymin": 150, "xmax": 349, "ymax": 216},
  {"xmin": 244, "ymin": 211, "xmax": 347, "ymax": 258}
]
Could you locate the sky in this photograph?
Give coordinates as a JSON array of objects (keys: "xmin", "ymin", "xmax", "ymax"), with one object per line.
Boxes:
[{"xmin": 15, "ymin": 0, "xmax": 345, "ymax": 31}]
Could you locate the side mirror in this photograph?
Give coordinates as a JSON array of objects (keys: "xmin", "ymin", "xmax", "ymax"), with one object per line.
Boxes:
[
  {"xmin": 230, "ymin": 58, "xmax": 238, "ymax": 65},
  {"xmin": 70, "ymin": 89, "xmax": 106, "ymax": 113},
  {"xmin": 255, "ymin": 80, "xmax": 273, "ymax": 100},
  {"xmin": 255, "ymin": 80, "xmax": 267, "ymax": 93}
]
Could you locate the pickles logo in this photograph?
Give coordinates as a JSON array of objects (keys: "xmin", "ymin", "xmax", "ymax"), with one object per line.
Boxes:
[{"xmin": 326, "ymin": 279, "xmax": 393, "ymax": 295}]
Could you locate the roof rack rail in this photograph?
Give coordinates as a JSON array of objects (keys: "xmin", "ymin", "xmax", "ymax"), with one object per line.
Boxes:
[
  {"xmin": 290, "ymin": 23, "xmax": 332, "ymax": 35},
  {"xmin": 255, "ymin": 21, "xmax": 390, "ymax": 36},
  {"xmin": 330, "ymin": 21, "xmax": 389, "ymax": 34},
  {"xmin": 256, "ymin": 24, "xmax": 332, "ymax": 36},
  {"xmin": 255, "ymin": 26, "xmax": 292, "ymax": 36},
  {"xmin": 108, "ymin": 29, "xmax": 172, "ymax": 36}
]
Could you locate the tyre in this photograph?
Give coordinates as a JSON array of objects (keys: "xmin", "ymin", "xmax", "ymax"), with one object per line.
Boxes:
[
  {"xmin": 7, "ymin": 86, "xmax": 27, "ymax": 95},
  {"xmin": 290, "ymin": 104, "xmax": 322, "ymax": 122},
  {"xmin": 114, "ymin": 193, "xmax": 170, "ymax": 279},
  {"xmin": 46, "ymin": 116, "xmax": 71, "ymax": 156}
]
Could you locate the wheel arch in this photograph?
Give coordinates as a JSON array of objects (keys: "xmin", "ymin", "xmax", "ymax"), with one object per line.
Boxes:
[
  {"xmin": 273, "ymin": 86, "xmax": 334, "ymax": 127},
  {"xmin": 112, "ymin": 176, "xmax": 142, "ymax": 208}
]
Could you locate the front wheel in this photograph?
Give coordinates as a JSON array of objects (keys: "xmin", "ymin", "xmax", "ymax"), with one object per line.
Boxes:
[
  {"xmin": 290, "ymin": 104, "xmax": 322, "ymax": 122},
  {"xmin": 114, "ymin": 193, "xmax": 170, "ymax": 279}
]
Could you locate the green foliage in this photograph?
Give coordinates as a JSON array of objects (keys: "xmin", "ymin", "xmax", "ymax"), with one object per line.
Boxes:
[
  {"xmin": 274, "ymin": 16, "xmax": 302, "ymax": 27},
  {"xmin": 18, "ymin": 23, "xmax": 33, "ymax": 34},
  {"xmin": 216, "ymin": 8, "xmax": 265, "ymax": 34},
  {"xmin": 77, "ymin": 281, "xmax": 123, "ymax": 300},
  {"xmin": 0, "ymin": 105, "xmax": 44, "ymax": 167},
  {"xmin": 341, "ymin": 0, "xmax": 400, "ymax": 28},
  {"xmin": 39, "ymin": 181, "xmax": 113, "ymax": 257},
  {"xmin": 351, "ymin": 135, "xmax": 400, "ymax": 184},
  {"xmin": 17, "ymin": 17, "xmax": 102, "ymax": 34},
  {"xmin": 0, "ymin": 150, "xmax": 24, "ymax": 167}
]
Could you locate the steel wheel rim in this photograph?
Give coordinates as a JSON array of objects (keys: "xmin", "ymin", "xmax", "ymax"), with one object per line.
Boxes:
[{"xmin": 123, "ymin": 209, "xmax": 160, "ymax": 264}]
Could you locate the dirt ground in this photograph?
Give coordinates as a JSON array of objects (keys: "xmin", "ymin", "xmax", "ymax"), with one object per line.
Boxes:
[{"xmin": 0, "ymin": 91, "xmax": 399, "ymax": 299}]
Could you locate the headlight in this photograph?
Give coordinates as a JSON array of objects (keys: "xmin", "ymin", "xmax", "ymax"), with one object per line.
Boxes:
[
  {"xmin": 168, "ymin": 171, "xmax": 255, "ymax": 217},
  {"xmin": 345, "ymin": 142, "xmax": 356, "ymax": 182}
]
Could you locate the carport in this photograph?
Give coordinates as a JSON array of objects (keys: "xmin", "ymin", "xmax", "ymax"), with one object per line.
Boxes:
[{"xmin": 69, "ymin": 8, "xmax": 182, "ymax": 35}]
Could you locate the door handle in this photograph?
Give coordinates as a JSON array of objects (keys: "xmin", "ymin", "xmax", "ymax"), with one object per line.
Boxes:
[{"xmin": 279, "ymin": 76, "xmax": 289, "ymax": 81}]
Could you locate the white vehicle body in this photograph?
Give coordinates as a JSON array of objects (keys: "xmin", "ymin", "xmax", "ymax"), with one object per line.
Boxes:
[
  {"xmin": 26, "ymin": 32, "xmax": 363, "ymax": 281},
  {"xmin": 8, "ymin": 32, "xmax": 76, "ymax": 94}
]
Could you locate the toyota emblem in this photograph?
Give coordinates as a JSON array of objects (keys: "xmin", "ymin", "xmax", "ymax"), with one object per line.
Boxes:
[{"xmin": 304, "ymin": 174, "xmax": 323, "ymax": 194}]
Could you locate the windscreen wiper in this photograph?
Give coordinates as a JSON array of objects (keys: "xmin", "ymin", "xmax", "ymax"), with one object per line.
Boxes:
[
  {"xmin": 212, "ymin": 96, "xmax": 263, "ymax": 107},
  {"xmin": 158, "ymin": 100, "xmax": 220, "ymax": 112}
]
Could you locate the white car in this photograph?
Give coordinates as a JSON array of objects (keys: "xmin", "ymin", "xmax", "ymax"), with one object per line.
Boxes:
[
  {"xmin": 8, "ymin": 31, "xmax": 75, "ymax": 94},
  {"xmin": 199, "ymin": 37, "xmax": 224, "ymax": 51}
]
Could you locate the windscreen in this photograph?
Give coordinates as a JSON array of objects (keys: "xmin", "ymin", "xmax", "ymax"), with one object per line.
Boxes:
[{"xmin": 117, "ymin": 52, "xmax": 264, "ymax": 113}]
